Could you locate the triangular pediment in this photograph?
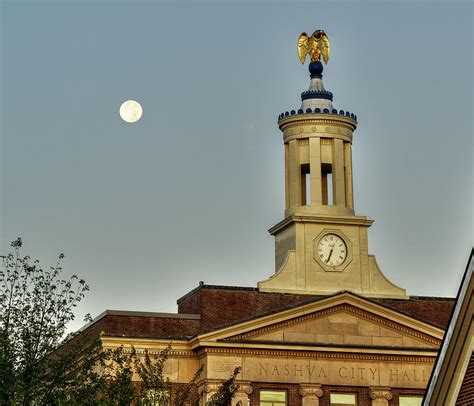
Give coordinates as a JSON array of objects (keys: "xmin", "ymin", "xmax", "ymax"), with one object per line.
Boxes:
[
  {"xmin": 226, "ymin": 304, "xmax": 439, "ymax": 349},
  {"xmin": 193, "ymin": 292, "xmax": 444, "ymax": 351}
]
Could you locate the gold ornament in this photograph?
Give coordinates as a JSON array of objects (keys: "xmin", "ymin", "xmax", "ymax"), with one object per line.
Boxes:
[{"xmin": 297, "ymin": 29, "xmax": 330, "ymax": 64}]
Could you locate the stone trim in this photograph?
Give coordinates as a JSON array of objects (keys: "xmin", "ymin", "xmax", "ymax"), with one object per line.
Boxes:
[
  {"xmin": 278, "ymin": 116, "xmax": 357, "ymax": 132},
  {"xmin": 235, "ymin": 381, "xmax": 253, "ymax": 395},
  {"xmin": 200, "ymin": 347, "xmax": 436, "ymax": 363}
]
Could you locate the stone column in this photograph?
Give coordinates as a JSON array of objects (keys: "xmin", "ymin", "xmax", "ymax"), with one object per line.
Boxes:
[
  {"xmin": 232, "ymin": 381, "xmax": 252, "ymax": 406},
  {"xmin": 300, "ymin": 383, "xmax": 324, "ymax": 406},
  {"xmin": 369, "ymin": 387, "xmax": 393, "ymax": 406},
  {"xmin": 288, "ymin": 139, "xmax": 302, "ymax": 208},
  {"xmin": 309, "ymin": 137, "xmax": 323, "ymax": 206},
  {"xmin": 332, "ymin": 138, "xmax": 346, "ymax": 207},
  {"xmin": 285, "ymin": 143, "xmax": 290, "ymax": 209},
  {"xmin": 344, "ymin": 142, "xmax": 354, "ymax": 209}
]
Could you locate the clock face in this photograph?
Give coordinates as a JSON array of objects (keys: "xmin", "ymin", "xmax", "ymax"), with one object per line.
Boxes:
[{"xmin": 317, "ymin": 233, "xmax": 347, "ymax": 267}]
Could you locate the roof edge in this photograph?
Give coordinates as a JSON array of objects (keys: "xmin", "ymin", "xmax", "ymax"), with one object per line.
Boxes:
[
  {"xmin": 176, "ymin": 283, "xmax": 454, "ymax": 306},
  {"xmin": 77, "ymin": 309, "xmax": 201, "ymax": 334}
]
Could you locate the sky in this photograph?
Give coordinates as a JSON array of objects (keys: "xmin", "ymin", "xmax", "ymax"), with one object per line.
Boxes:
[{"xmin": 1, "ymin": 1, "xmax": 473, "ymax": 332}]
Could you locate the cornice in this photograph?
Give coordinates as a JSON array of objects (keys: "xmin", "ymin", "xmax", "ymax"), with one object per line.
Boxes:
[
  {"xmin": 101, "ymin": 336, "xmax": 196, "ymax": 358},
  {"xmin": 200, "ymin": 346, "xmax": 437, "ymax": 363},
  {"xmin": 278, "ymin": 114, "xmax": 357, "ymax": 132},
  {"xmin": 268, "ymin": 214, "xmax": 373, "ymax": 235}
]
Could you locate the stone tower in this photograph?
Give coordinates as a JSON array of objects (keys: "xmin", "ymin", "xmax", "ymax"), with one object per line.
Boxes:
[{"xmin": 258, "ymin": 59, "xmax": 407, "ymax": 299}]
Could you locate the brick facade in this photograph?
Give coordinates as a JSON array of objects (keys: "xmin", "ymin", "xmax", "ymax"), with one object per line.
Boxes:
[
  {"xmin": 177, "ymin": 285, "xmax": 454, "ymax": 333},
  {"xmin": 104, "ymin": 314, "xmax": 201, "ymax": 338},
  {"xmin": 178, "ymin": 286, "xmax": 321, "ymax": 331},
  {"xmin": 373, "ymin": 297, "xmax": 454, "ymax": 328},
  {"xmin": 456, "ymin": 353, "xmax": 474, "ymax": 405},
  {"xmin": 86, "ymin": 285, "xmax": 453, "ymax": 341}
]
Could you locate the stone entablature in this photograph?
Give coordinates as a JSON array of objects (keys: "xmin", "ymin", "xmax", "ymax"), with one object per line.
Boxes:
[{"xmin": 204, "ymin": 351, "xmax": 433, "ymax": 389}]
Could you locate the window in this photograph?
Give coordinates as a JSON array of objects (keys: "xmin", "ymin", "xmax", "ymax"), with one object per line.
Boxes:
[
  {"xmin": 399, "ymin": 396, "xmax": 423, "ymax": 406},
  {"xmin": 260, "ymin": 390, "xmax": 286, "ymax": 406},
  {"xmin": 301, "ymin": 163, "xmax": 310, "ymax": 206},
  {"xmin": 321, "ymin": 163, "xmax": 333, "ymax": 205},
  {"xmin": 330, "ymin": 393, "xmax": 357, "ymax": 405}
]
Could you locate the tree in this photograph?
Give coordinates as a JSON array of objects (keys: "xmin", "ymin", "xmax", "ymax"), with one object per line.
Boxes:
[
  {"xmin": 133, "ymin": 345, "xmax": 171, "ymax": 405},
  {"xmin": 58, "ymin": 343, "xmax": 137, "ymax": 405},
  {"xmin": 0, "ymin": 238, "xmax": 232, "ymax": 405},
  {"xmin": 0, "ymin": 238, "xmax": 91, "ymax": 404},
  {"xmin": 206, "ymin": 367, "xmax": 241, "ymax": 406},
  {"xmin": 133, "ymin": 344, "xmax": 203, "ymax": 406},
  {"xmin": 0, "ymin": 238, "xmax": 137, "ymax": 405}
]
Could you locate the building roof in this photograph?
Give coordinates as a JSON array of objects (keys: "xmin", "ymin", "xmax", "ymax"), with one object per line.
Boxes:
[
  {"xmin": 424, "ymin": 249, "xmax": 474, "ymax": 405},
  {"xmin": 82, "ymin": 284, "xmax": 455, "ymax": 341}
]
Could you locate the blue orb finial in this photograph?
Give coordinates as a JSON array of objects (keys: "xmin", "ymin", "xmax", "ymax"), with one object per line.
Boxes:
[{"xmin": 308, "ymin": 61, "xmax": 324, "ymax": 79}]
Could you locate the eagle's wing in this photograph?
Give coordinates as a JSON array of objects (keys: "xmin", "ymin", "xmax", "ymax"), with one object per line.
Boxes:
[
  {"xmin": 319, "ymin": 32, "xmax": 330, "ymax": 64},
  {"xmin": 297, "ymin": 33, "xmax": 309, "ymax": 64}
]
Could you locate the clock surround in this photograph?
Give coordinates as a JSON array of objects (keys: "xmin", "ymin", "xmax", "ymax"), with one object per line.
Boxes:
[{"xmin": 313, "ymin": 229, "xmax": 352, "ymax": 272}]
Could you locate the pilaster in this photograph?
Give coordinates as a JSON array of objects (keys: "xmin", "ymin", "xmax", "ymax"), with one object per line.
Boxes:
[
  {"xmin": 288, "ymin": 139, "xmax": 301, "ymax": 208},
  {"xmin": 232, "ymin": 381, "xmax": 252, "ymax": 406},
  {"xmin": 332, "ymin": 138, "xmax": 346, "ymax": 206},
  {"xmin": 309, "ymin": 137, "xmax": 323, "ymax": 205},
  {"xmin": 300, "ymin": 383, "xmax": 324, "ymax": 406},
  {"xmin": 369, "ymin": 387, "xmax": 393, "ymax": 406},
  {"xmin": 285, "ymin": 143, "xmax": 290, "ymax": 209},
  {"xmin": 198, "ymin": 380, "xmax": 219, "ymax": 406},
  {"xmin": 344, "ymin": 142, "xmax": 354, "ymax": 209}
]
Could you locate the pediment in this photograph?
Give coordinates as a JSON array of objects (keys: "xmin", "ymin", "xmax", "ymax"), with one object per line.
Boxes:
[
  {"xmin": 194, "ymin": 292, "xmax": 444, "ymax": 351},
  {"xmin": 226, "ymin": 304, "xmax": 439, "ymax": 349}
]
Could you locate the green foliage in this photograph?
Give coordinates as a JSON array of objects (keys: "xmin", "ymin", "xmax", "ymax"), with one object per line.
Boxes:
[
  {"xmin": 0, "ymin": 239, "xmax": 139, "ymax": 405},
  {"xmin": 62, "ymin": 344, "xmax": 137, "ymax": 406},
  {"xmin": 0, "ymin": 238, "xmax": 214, "ymax": 405},
  {"xmin": 133, "ymin": 345, "xmax": 171, "ymax": 405},
  {"xmin": 0, "ymin": 237, "xmax": 90, "ymax": 404},
  {"xmin": 206, "ymin": 367, "xmax": 241, "ymax": 406}
]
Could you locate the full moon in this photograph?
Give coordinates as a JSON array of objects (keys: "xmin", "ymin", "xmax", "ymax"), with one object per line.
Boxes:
[{"xmin": 119, "ymin": 100, "xmax": 143, "ymax": 123}]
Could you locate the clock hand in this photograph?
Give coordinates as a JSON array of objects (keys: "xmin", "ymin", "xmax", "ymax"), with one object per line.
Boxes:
[
  {"xmin": 326, "ymin": 247, "xmax": 334, "ymax": 263},
  {"xmin": 326, "ymin": 242, "xmax": 337, "ymax": 263}
]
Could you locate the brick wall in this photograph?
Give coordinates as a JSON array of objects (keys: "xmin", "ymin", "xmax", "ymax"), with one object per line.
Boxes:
[
  {"xmin": 178, "ymin": 286, "xmax": 324, "ymax": 331},
  {"xmin": 84, "ymin": 314, "xmax": 201, "ymax": 339},
  {"xmin": 178, "ymin": 285, "xmax": 454, "ymax": 332},
  {"xmin": 81, "ymin": 286, "xmax": 454, "ymax": 340},
  {"xmin": 456, "ymin": 353, "xmax": 474, "ymax": 405},
  {"xmin": 105, "ymin": 315, "xmax": 201, "ymax": 338},
  {"xmin": 374, "ymin": 298, "xmax": 454, "ymax": 328}
]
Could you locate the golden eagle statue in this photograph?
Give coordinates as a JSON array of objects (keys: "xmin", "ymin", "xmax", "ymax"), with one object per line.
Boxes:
[{"xmin": 297, "ymin": 30, "xmax": 330, "ymax": 64}]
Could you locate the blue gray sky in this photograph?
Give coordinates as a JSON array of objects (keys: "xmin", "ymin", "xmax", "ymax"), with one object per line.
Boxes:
[{"xmin": 1, "ymin": 1, "xmax": 473, "ymax": 331}]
